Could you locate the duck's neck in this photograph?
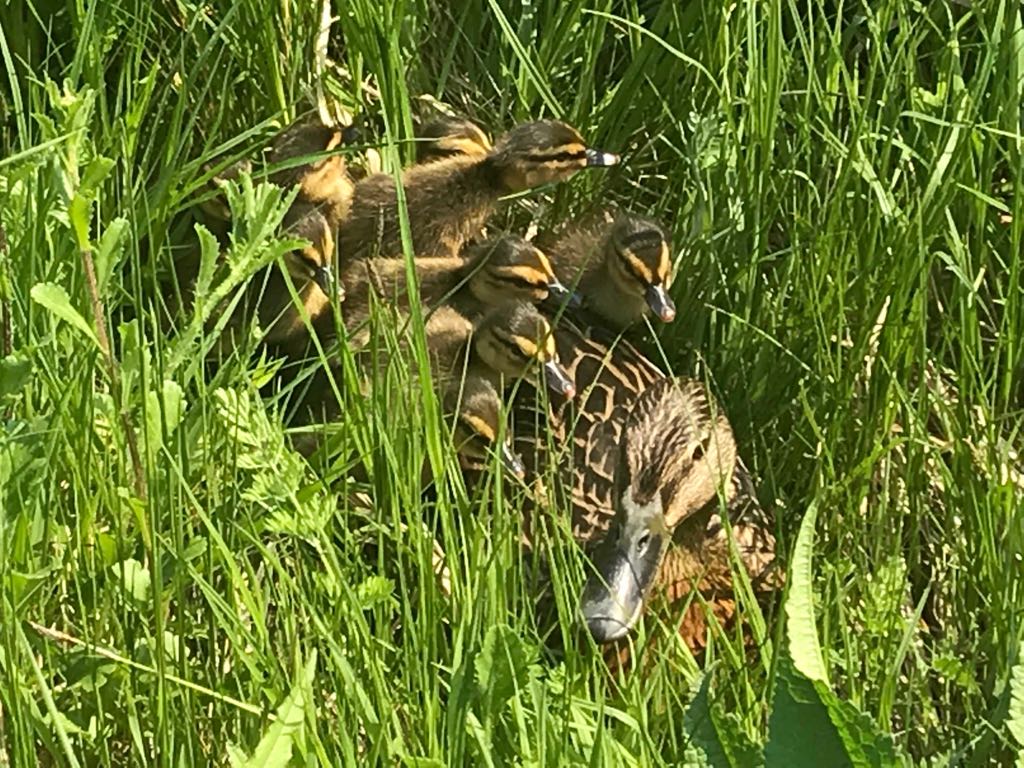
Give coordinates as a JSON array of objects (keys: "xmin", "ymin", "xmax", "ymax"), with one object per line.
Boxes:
[{"xmin": 401, "ymin": 157, "xmax": 503, "ymax": 255}]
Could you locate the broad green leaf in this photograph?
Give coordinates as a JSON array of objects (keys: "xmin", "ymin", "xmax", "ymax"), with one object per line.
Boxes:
[
  {"xmin": 681, "ymin": 673, "xmax": 731, "ymax": 768},
  {"xmin": 475, "ymin": 625, "xmax": 536, "ymax": 721},
  {"xmin": 0, "ymin": 353, "xmax": 32, "ymax": 398},
  {"xmin": 242, "ymin": 652, "xmax": 316, "ymax": 768},
  {"xmin": 118, "ymin": 320, "xmax": 151, "ymax": 397},
  {"xmin": 356, "ymin": 575, "xmax": 396, "ymax": 610},
  {"xmin": 766, "ymin": 656, "xmax": 904, "ymax": 768},
  {"xmin": 94, "ymin": 216, "xmax": 129, "ymax": 293},
  {"xmin": 68, "ymin": 156, "xmax": 115, "ymax": 250},
  {"xmin": 821, "ymin": 684, "xmax": 904, "ymax": 767},
  {"xmin": 1008, "ymin": 641, "xmax": 1024, "ymax": 752},
  {"xmin": 112, "ymin": 558, "xmax": 151, "ymax": 606},
  {"xmin": 785, "ymin": 500, "xmax": 827, "ymax": 683},
  {"xmin": 30, "ymin": 282, "xmax": 99, "ymax": 349},
  {"xmin": 193, "ymin": 222, "xmax": 220, "ymax": 301},
  {"xmin": 144, "ymin": 379, "xmax": 186, "ymax": 457},
  {"xmin": 765, "ymin": 656, "xmax": 849, "ymax": 768}
]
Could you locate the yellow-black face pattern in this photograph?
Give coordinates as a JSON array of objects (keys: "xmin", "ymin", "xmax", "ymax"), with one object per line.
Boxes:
[
  {"xmin": 610, "ymin": 217, "xmax": 676, "ymax": 322},
  {"xmin": 490, "ymin": 120, "xmax": 619, "ymax": 192}
]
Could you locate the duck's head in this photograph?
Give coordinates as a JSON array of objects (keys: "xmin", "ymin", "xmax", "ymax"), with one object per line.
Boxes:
[
  {"xmin": 268, "ymin": 118, "xmax": 351, "ymax": 207},
  {"xmin": 607, "ymin": 216, "xmax": 676, "ymax": 323},
  {"xmin": 282, "ymin": 204, "xmax": 336, "ymax": 295},
  {"xmin": 487, "ymin": 120, "xmax": 618, "ymax": 193},
  {"xmin": 446, "ymin": 375, "xmax": 525, "ymax": 478},
  {"xmin": 580, "ymin": 378, "xmax": 737, "ymax": 643},
  {"xmin": 464, "ymin": 236, "xmax": 577, "ymax": 307},
  {"xmin": 417, "ymin": 117, "xmax": 493, "ymax": 163},
  {"xmin": 199, "ymin": 158, "xmax": 252, "ymax": 222},
  {"xmin": 474, "ymin": 300, "xmax": 576, "ymax": 399}
]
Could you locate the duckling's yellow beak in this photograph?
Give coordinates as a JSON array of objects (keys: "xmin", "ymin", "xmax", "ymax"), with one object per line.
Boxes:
[
  {"xmin": 584, "ymin": 148, "xmax": 620, "ymax": 167},
  {"xmin": 500, "ymin": 440, "xmax": 526, "ymax": 479},
  {"xmin": 645, "ymin": 284, "xmax": 676, "ymax": 322},
  {"xmin": 580, "ymin": 495, "xmax": 669, "ymax": 643},
  {"xmin": 543, "ymin": 360, "xmax": 576, "ymax": 399}
]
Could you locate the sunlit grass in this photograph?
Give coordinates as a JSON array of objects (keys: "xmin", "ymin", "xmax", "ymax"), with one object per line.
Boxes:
[{"xmin": 1, "ymin": 0, "xmax": 1022, "ymax": 764}]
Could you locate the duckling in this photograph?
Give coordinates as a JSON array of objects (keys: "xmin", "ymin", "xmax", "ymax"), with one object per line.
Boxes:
[
  {"xmin": 416, "ymin": 117, "xmax": 492, "ymax": 164},
  {"xmin": 425, "ymin": 302, "xmax": 576, "ymax": 400},
  {"xmin": 538, "ymin": 212, "xmax": 676, "ymax": 330},
  {"xmin": 445, "ymin": 374, "xmax": 525, "ymax": 478},
  {"xmin": 339, "ymin": 119, "xmax": 619, "ymax": 261},
  {"xmin": 340, "ymin": 234, "xmax": 573, "ymax": 324},
  {"xmin": 259, "ymin": 200, "xmax": 338, "ymax": 350},
  {"xmin": 267, "ymin": 116, "xmax": 354, "ymax": 229}
]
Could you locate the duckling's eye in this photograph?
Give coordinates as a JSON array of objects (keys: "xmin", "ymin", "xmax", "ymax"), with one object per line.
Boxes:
[
  {"xmin": 529, "ymin": 150, "xmax": 587, "ymax": 164},
  {"xmin": 691, "ymin": 442, "xmax": 705, "ymax": 462},
  {"xmin": 300, "ymin": 254, "xmax": 321, "ymax": 272},
  {"xmin": 505, "ymin": 276, "xmax": 545, "ymax": 291}
]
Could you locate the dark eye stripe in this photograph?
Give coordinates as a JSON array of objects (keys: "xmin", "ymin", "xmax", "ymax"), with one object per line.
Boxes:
[
  {"xmin": 502, "ymin": 275, "xmax": 543, "ymax": 290},
  {"xmin": 619, "ymin": 232, "xmax": 664, "ymax": 250},
  {"xmin": 493, "ymin": 329, "xmax": 531, "ymax": 359},
  {"xmin": 528, "ymin": 150, "xmax": 586, "ymax": 163}
]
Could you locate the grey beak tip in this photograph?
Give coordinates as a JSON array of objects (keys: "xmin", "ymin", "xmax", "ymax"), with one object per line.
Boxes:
[
  {"xmin": 543, "ymin": 360, "xmax": 576, "ymax": 399},
  {"xmin": 313, "ymin": 266, "xmax": 334, "ymax": 295},
  {"xmin": 584, "ymin": 615, "xmax": 631, "ymax": 644},
  {"xmin": 547, "ymin": 281, "xmax": 584, "ymax": 310},
  {"xmin": 585, "ymin": 148, "xmax": 620, "ymax": 167},
  {"xmin": 646, "ymin": 285, "xmax": 676, "ymax": 322}
]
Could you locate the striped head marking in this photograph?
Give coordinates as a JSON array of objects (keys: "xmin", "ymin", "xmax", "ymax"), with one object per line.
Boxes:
[
  {"xmin": 489, "ymin": 120, "xmax": 619, "ymax": 193},
  {"xmin": 447, "ymin": 376, "xmax": 525, "ymax": 476},
  {"xmin": 282, "ymin": 205, "xmax": 335, "ymax": 294},
  {"xmin": 476, "ymin": 301, "xmax": 575, "ymax": 398},
  {"xmin": 610, "ymin": 216, "xmax": 676, "ymax": 322},
  {"xmin": 467, "ymin": 236, "xmax": 563, "ymax": 304}
]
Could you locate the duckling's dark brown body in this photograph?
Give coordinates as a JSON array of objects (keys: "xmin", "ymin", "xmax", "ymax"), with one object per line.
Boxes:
[
  {"xmin": 339, "ymin": 235, "xmax": 568, "ymax": 328},
  {"xmin": 339, "ymin": 120, "xmax": 618, "ymax": 262},
  {"xmin": 339, "ymin": 157, "xmax": 502, "ymax": 261},
  {"xmin": 538, "ymin": 212, "xmax": 675, "ymax": 330}
]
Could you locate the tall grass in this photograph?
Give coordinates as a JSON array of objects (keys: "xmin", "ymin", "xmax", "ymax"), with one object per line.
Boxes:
[{"xmin": 1, "ymin": 0, "xmax": 1022, "ymax": 764}]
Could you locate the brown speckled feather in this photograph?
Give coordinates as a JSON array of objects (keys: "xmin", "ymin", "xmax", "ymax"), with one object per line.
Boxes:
[{"xmin": 512, "ymin": 310, "xmax": 779, "ymax": 651}]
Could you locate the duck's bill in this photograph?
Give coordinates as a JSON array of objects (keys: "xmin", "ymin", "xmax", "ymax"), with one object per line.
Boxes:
[
  {"xmin": 580, "ymin": 528, "xmax": 669, "ymax": 644},
  {"xmin": 580, "ymin": 495, "xmax": 670, "ymax": 644},
  {"xmin": 312, "ymin": 265, "xmax": 335, "ymax": 296},
  {"xmin": 543, "ymin": 360, "xmax": 576, "ymax": 399},
  {"xmin": 645, "ymin": 284, "xmax": 676, "ymax": 322},
  {"xmin": 500, "ymin": 440, "xmax": 526, "ymax": 479},
  {"xmin": 584, "ymin": 148, "xmax": 620, "ymax": 167},
  {"xmin": 546, "ymin": 280, "xmax": 584, "ymax": 309}
]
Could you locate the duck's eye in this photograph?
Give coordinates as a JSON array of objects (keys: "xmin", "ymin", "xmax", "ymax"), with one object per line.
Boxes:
[
  {"xmin": 691, "ymin": 442, "xmax": 705, "ymax": 462},
  {"xmin": 529, "ymin": 150, "xmax": 587, "ymax": 164},
  {"xmin": 503, "ymin": 275, "xmax": 544, "ymax": 291},
  {"xmin": 295, "ymin": 251, "xmax": 321, "ymax": 273}
]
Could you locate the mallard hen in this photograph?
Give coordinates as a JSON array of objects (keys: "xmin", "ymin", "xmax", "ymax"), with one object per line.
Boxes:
[{"xmin": 511, "ymin": 313, "xmax": 778, "ymax": 651}]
